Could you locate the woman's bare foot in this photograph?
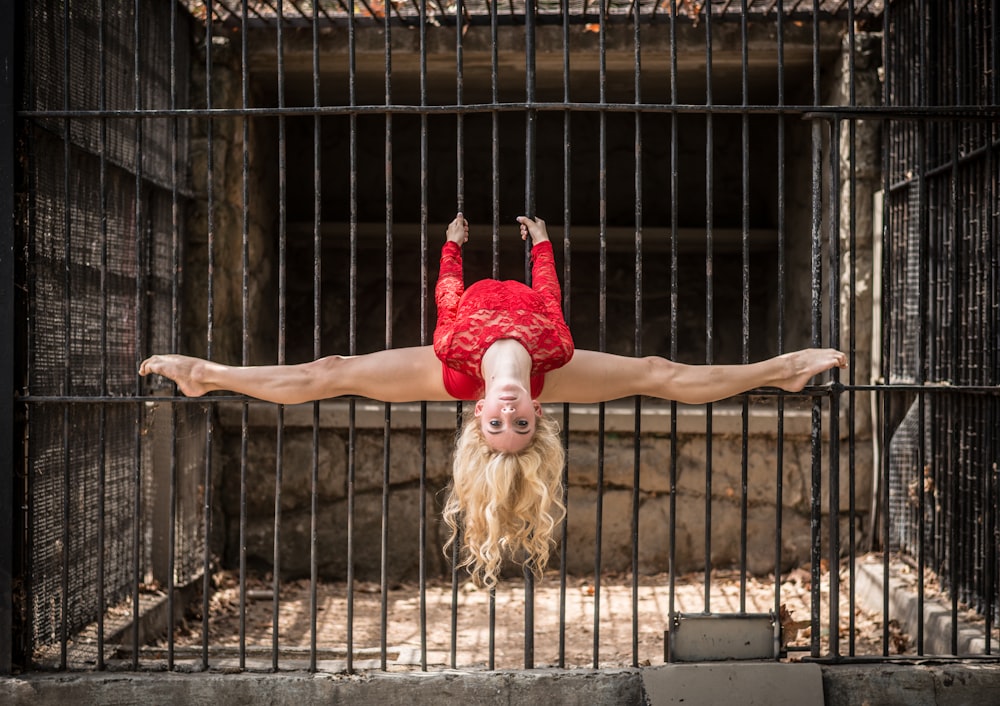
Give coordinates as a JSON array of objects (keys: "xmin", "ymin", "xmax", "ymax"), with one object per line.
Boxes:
[
  {"xmin": 139, "ymin": 354, "xmax": 215, "ymax": 397},
  {"xmin": 774, "ymin": 349, "xmax": 847, "ymax": 392}
]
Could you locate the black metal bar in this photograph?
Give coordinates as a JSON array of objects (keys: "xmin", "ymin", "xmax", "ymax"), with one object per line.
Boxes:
[
  {"xmin": 808, "ymin": 0, "xmax": 822, "ymax": 660},
  {"xmin": 24, "ymin": 103, "xmax": 1000, "ymax": 121},
  {"xmin": 524, "ymin": 0, "xmax": 537, "ymax": 671},
  {"xmin": 131, "ymin": 0, "xmax": 145, "ymax": 671},
  {"xmin": 166, "ymin": 0, "xmax": 183, "ymax": 674},
  {"xmin": 879, "ymin": 0, "xmax": 892, "ymax": 657},
  {"xmin": 557, "ymin": 0, "xmax": 572, "ymax": 671},
  {"xmin": 702, "ymin": 0, "xmax": 715, "ymax": 614},
  {"xmin": 827, "ymin": 115, "xmax": 842, "ymax": 660},
  {"xmin": 630, "ymin": 0, "xmax": 642, "ymax": 667},
  {"xmin": 309, "ymin": 0, "xmax": 322, "ymax": 673},
  {"xmin": 0, "ymin": 0, "xmax": 14, "ymax": 677},
  {"xmin": 667, "ymin": 0, "xmax": 679, "ymax": 632},
  {"xmin": 419, "ymin": 0, "xmax": 430, "ymax": 672},
  {"xmin": 201, "ymin": 0, "xmax": 217, "ymax": 673},
  {"xmin": 238, "ymin": 0, "xmax": 251, "ymax": 672},
  {"xmin": 845, "ymin": 0, "xmax": 857, "ymax": 659},
  {"xmin": 738, "ymin": 0, "xmax": 750, "ymax": 613},
  {"xmin": 380, "ymin": 0, "xmax": 394, "ymax": 670},
  {"xmin": 346, "ymin": 0, "xmax": 359, "ymax": 675},
  {"xmin": 272, "ymin": 0, "xmax": 289, "ymax": 671},
  {"xmin": 772, "ymin": 0, "xmax": 787, "ymax": 634},
  {"xmin": 60, "ymin": 0, "xmax": 72, "ymax": 671}
]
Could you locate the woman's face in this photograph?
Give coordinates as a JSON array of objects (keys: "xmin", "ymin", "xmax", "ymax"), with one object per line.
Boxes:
[{"xmin": 474, "ymin": 392, "xmax": 542, "ymax": 453}]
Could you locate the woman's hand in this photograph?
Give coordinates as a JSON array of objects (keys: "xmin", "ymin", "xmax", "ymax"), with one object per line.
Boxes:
[
  {"xmin": 446, "ymin": 212, "xmax": 469, "ymax": 244},
  {"xmin": 517, "ymin": 215, "xmax": 549, "ymax": 245}
]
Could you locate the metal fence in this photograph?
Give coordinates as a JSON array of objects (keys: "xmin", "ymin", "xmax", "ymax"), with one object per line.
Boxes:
[{"xmin": 3, "ymin": 0, "xmax": 998, "ymax": 676}]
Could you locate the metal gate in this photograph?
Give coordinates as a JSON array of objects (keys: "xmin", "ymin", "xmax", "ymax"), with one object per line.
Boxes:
[{"xmin": 3, "ymin": 0, "xmax": 998, "ymax": 675}]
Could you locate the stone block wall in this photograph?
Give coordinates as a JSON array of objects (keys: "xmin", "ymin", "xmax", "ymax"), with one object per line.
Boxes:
[{"xmin": 212, "ymin": 404, "xmax": 872, "ymax": 582}]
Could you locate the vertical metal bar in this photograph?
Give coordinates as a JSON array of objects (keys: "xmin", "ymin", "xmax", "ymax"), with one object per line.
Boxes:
[
  {"xmin": 490, "ymin": 0, "xmax": 500, "ymax": 277},
  {"xmin": 524, "ymin": 0, "xmax": 537, "ymax": 671},
  {"xmin": 201, "ymin": 0, "xmax": 216, "ymax": 673},
  {"xmin": 985, "ymin": 0, "xmax": 999, "ymax": 652},
  {"xmin": 557, "ymin": 0, "xmax": 572, "ymax": 671},
  {"xmin": 418, "ymin": 0, "xmax": 429, "ymax": 673},
  {"xmin": 773, "ymin": 0, "xmax": 787, "ymax": 631},
  {"xmin": 166, "ymin": 0, "xmax": 184, "ymax": 673},
  {"xmin": 702, "ymin": 0, "xmax": 715, "ymax": 614},
  {"xmin": 915, "ymin": 0, "xmax": 928, "ymax": 656},
  {"xmin": 273, "ymin": 0, "xmax": 288, "ymax": 672},
  {"xmin": 738, "ymin": 0, "xmax": 750, "ymax": 613},
  {"xmin": 667, "ymin": 0, "xmax": 679, "ymax": 629},
  {"xmin": 592, "ymin": 0, "xmax": 608, "ymax": 669},
  {"xmin": 845, "ymin": 0, "xmax": 858, "ymax": 659},
  {"xmin": 630, "ymin": 0, "xmax": 642, "ymax": 668},
  {"xmin": 380, "ymin": 0, "xmax": 394, "ymax": 672},
  {"xmin": 238, "ymin": 0, "xmax": 250, "ymax": 672},
  {"xmin": 0, "ymin": 0, "xmax": 15, "ymax": 677},
  {"xmin": 309, "ymin": 0, "xmax": 322, "ymax": 674},
  {"xmin": 97, "ymin": 0, "xmax": 109, "ymax": 672},
  {"xmin": 948, "ymin": 15, "xmax": 962, "ymax": 655},
  {"xmin": 807, "ymin": 0, "xmax": 823, "ymax": 660},
  {"xmin": 60, "ymin": 0, "xmax": 72, "ymax": 671},
  {"xmin": 131, "ymin": 0, "xmax": 145, "ymax": 671},
  {"xmin": 346, "ymin": 0, "xmax": 358, "ymax": 676},
  {"xmin": 879, "ymin": 0, "xmax": 892, "ymax": 659},
  {"xmin": 828, "ymin": 115, "xmax": 842, "ymax": 660}
]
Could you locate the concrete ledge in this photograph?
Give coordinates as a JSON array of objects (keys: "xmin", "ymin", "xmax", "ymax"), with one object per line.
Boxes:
[
  {"xmin": 6, "ymin": 664, "xmax": 1000, "ymax": 706},
  {"xmin": 0, "ymin": 668, "xmax": 645, "ymax": 706},
  {"xmin": 823, "ymin": 663, "xmax": 1000, "ymax": 706}
]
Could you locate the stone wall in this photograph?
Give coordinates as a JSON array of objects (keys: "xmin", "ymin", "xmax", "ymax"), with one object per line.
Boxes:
[{"xmin": 210, "ymin": 402, "xmax": 872, "ymax": 582}]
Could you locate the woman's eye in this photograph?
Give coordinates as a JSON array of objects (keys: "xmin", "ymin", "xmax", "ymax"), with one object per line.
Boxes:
[
  {"xmin": 516, "ymin": 419, "xmax": 529, "ymax": 428},
  {"xmin": 489, "ymin": 419, "xmax": 501, "ymax": 428}
]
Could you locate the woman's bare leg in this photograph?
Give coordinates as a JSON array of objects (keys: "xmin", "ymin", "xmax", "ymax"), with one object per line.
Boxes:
[
  {"xmin": 539, "ymin": 348, "xmax": 847, "ymax": 405},
  {"xmin": 139, "ymin": 346, "xmax": 453, "ymax": 404}
]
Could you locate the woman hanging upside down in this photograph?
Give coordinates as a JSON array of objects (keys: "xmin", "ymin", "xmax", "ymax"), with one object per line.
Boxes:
[{"xmin": 140, "ymin": 213, "xmax": 847, "ymax": 587}]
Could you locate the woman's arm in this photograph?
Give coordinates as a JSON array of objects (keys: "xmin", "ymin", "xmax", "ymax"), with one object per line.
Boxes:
[
  {"xmin": 538, "ymin": 348, "xmax": 847, "ymax": 404},
  {"xmin": 139, "ymin": 346, "xmax": 454, "ymax": 404}
]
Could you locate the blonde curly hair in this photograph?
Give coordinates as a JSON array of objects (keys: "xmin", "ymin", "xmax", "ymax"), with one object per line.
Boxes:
[{"xmin": 442, "ymin": 413, "xmax": 566, "ymax": 588}]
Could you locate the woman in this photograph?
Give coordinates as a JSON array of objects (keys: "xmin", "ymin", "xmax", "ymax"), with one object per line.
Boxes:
[{"xmin": 140, "ymin": 213, "xmax": 847, "ymax": 587}]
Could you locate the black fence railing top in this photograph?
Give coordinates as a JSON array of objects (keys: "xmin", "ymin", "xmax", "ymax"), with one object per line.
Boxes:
[{"xmin": 186, "ymin": 0, "xmax": 886, "ymax": 28}]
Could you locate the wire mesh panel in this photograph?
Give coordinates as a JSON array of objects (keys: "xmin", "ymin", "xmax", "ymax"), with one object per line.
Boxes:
[
  {"xmin": 882, "ymin": 0, "xmax": 1000, "ymax": 655},
  {"xmin": 17, "ymin": 0, "xmax": 201, "ymax": 669}
]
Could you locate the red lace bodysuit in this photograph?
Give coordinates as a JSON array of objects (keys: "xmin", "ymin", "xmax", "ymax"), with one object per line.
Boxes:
[{"xmin": 433, "ymin": 240, "xmax": 574, "ymax": 400}]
